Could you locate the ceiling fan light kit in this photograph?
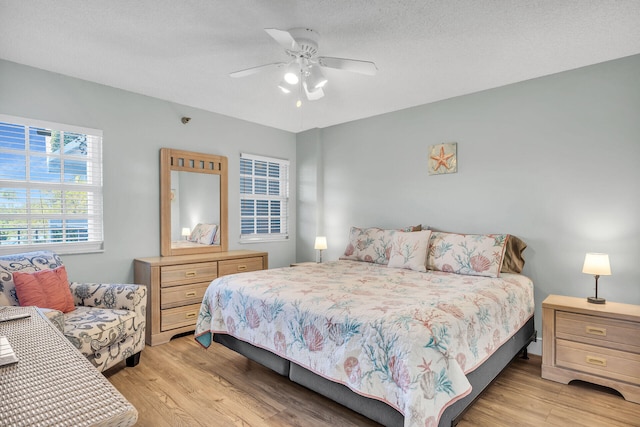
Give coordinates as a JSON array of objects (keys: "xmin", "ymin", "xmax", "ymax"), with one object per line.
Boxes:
[
  {"xmin": 283, "ymin": 62, "xmax": 301, "ymax": 84},
  {"xmin": 230, "ymin": 27, "xmax": 377, "ymax": 104},
  {"xmin": 303, "ymin": 81, "xmax": 324, "ymax": 101},
  {"xmin": 306, "ymin": 66, "xmax": 327, "ymax": 90}
]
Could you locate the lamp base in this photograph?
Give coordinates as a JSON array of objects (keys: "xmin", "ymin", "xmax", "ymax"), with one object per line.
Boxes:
[{"xmin": 587, "ymin": 296, "xmax": 606, "ymax": 304}]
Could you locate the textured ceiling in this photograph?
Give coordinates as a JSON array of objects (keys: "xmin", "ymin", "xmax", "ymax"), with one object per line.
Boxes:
[{"xmin": 1, "ymin": 1, "xmax": 640, "ymax": 133}]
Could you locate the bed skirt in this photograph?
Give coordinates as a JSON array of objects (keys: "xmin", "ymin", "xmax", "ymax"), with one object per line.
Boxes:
[{"xmin": 213, "ymin": 316, "xmax": 535, "ymax": 426}]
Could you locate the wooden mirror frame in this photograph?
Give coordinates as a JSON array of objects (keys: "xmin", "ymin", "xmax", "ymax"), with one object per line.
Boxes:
[{"xmin": 160, "ymin": 148, "xmax": 228, "ymax": 256}]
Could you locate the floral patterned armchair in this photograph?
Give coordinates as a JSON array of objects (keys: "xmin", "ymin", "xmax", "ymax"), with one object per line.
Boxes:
[{"xmin": 0, "ymin": 251, "xmax": 146, "ymax": 373}]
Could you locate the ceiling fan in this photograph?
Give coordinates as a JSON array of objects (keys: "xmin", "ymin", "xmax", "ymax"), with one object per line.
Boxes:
[{"xmin": 230, "ymin": 28, "xmax": 377, "ymax": 104}]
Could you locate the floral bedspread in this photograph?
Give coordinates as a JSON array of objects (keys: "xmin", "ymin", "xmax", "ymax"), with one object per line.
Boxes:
[{"xmin": 195, "ymin": 260, "xmax": 534, "ymax": 427}]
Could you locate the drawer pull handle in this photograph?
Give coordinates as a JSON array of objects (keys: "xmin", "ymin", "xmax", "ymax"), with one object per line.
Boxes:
[
  {"xmin": 586, "ymin": 355, "xmax": 607, "ymax": 367},
  {"xmin": 185, "ymin": 312, "xmax": 197, "ymax": 319},
  {"xmin": 185, "ymin": 291, "xmax": 197, "ymax": 297},
  {"xmin": 237, "ymin": 265, "xmax": 247, "ymax": 271},
  {"xmin": 185, "ymin": 271, "xmax": 197, "ymax": 278},
  {"xmin": 586, "ymin": 326, "xmax": 606, "ymax": 336}
]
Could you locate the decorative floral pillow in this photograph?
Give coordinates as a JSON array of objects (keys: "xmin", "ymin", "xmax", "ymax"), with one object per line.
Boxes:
[
  {"xmin": 426, "ymin": 232, "xmax": 508, "ymax": 278},
  {"xmin": 189, "ymin": 223, "xmax": 218, "ymax": 245},
  {"xmin": 212, "ymin": 226, "xmax": 221, "ymax": 245},
  {"xmin": 387, "ymin": 230, "xmax": 432, "ymax": 272},
  {"xmin": 340, "ymin": 227, "xmax": 396, "ymax": 264}
]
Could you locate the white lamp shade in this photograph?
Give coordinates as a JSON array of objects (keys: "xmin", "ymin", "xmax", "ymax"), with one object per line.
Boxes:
[
  {"xmin": 582, "ymin": 253, "xmax": 611, "ymax": 275},
  {"xmin": 306, "ymin": 66, "xmax": 327, "ymax": 90},
  {"xmin": 181, "ymin": 227, "xmax": 191, "ymax": 237},
  {"xmin": 303, "ymin": 81, "xmax": 325, "ymax": 101},
  {"xmin": 314, "ymin": 236, "xmax": 327, "ymax": 250},
  {"xmin": 284, "ymin": 63, "xmax": 300, "ymax": 85},
  {"xmin": 284, "ymin": 72, "xmax": 299, "ymax": 84}
]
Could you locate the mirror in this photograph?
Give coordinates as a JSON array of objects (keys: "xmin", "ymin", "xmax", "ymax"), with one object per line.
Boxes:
[
  {"xmin": 169, "ymin": 171, "xmax": 220, "ymax": 241},
  {"xmin": 160, "ymin": 148, "xmax": 228, "ymax": 256}
]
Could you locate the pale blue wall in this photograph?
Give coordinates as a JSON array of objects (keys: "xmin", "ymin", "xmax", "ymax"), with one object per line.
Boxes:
[
  {"xmin": 296, "ymin": 128, "xmax": 324, "ymax": 263},
  {"xmin": 0, "ymin": 59, "xmax": 297, "ymax": 282},
  {"xmin": 297, "ymin": 54, "xmax": 640, "ymax": 339}
]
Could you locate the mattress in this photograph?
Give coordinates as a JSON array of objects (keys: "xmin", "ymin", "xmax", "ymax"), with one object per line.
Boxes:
[{"xmin": 195, "ymin": 260, "xmax": 535, "ymax": 427}]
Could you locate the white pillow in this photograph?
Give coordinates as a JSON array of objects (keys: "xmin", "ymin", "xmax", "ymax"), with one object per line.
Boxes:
[
  {"xmin": 387, "ymin": 230, "xmax": 431, "ymax": 272},
  {"xmin": 188, "ymin": 223, "xmax": 218, "ymax": 245}
]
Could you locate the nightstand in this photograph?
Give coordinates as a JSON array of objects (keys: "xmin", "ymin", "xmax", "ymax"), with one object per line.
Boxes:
[
  {"xmin": 290, "ymin": 262, "xmax": 318, "ymax": 267},
  {"xmin": 542, "ymin": 294, "xmax": 640, "ymax": 403}
]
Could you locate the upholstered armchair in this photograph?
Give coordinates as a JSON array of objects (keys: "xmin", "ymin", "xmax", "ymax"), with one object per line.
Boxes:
[{"xmin": 0, "ymin": 251, "xmax": 146, "ymax": 373}]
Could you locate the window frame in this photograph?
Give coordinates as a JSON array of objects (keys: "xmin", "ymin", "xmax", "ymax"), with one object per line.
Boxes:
[
  {"xmin": 0, "ymin": 114, "xmax": 104, "ymax": 255},
  {"xmin": 239, "ymin": 152, "xmax": 289, "ymax": 243}
]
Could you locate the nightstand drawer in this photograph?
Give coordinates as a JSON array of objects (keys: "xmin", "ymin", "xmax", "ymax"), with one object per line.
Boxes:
[
  {"xmin": 161, "ymin": 303, "xmax": 201, "ymax": 331},
  {"xmin": 556, "ymin": 339, "xmax": 640, "ymax": 386},
  {"xmin": 161, "ymin": 282, "xmax": 210, "ymax": 309},
  {"xmin": 160, "ymin": 262, "xmax": 218, "ymax": 287},
  {"xmin": 218, "ymin": 257, "xmax": 263, "ymax": 277},
  {"xmin": 556, "ymin": 311, "xmax": 640, "ymax": 353}
]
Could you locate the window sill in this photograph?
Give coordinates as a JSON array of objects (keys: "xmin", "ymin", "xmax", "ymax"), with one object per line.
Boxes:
[
  {"xmin": 0, "ymin": 242, "xmax": 104, "ymax": 256},
  {"xmin": 239, "ymin": 237, "xmax": 289, "ymax": 244}
]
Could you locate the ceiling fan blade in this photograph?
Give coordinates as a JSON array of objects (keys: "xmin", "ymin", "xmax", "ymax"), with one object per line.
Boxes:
[
  {"xmin": 264, "ymin": 28, "xmax": 300, "ymax": 51},
  {"xmin": 303, "ymin": 82, "xmax": 324, "ymax": 101},
  {"xmin": 229, "ymin": 62, "xmax": 286, "ymax": 78},
  {"xmin": 318, "ymin": 57, "xmax": 377, "ymax": 76}
]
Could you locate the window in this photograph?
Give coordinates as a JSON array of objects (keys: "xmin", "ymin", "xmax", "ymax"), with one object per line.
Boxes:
[
  {"xmin": 0, "ymin": 115, "xmax": 103, "ymax": 254},
  {"xmin": 240, "ymin": 153, "xmax": 289, "ymax": 242}
]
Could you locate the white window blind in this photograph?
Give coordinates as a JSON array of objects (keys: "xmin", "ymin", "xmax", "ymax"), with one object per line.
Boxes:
[
  {"xmin": 240, "ymin": 153, "xmax": 289, "ymax": 242},
  {"xmin": 0, "ymin": 114, "xmax": 104, "ymax": 254}
]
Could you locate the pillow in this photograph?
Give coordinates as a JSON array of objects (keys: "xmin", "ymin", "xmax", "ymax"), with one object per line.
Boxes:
[
  {"xmin": 387, "ymin": 230, "xmax": 432, "ymax": 272},
  {"xmin": 340, "ymin": 226, "xmax": 396, "ymax": 264},
  {"xmin": 212, "ymin": 225, "xmax": 221, "ymax": 246},
  {"xmin": 12, "ymin": 265, "xmax": 75, "ymax": 313},
  {"xmin": 399, "ymin": 224, "xmax": 422, "ymax": 232},
  {"xmin": 426, "ymin": 232, "xmax": 508, "ymax": 278},
  {"xmin": 501, "ymin": 235, "xmax": 527, "ymax": 273},
  {"xmin": 189, "ymin": 223, "xmax": 218, "ymax": 245}
]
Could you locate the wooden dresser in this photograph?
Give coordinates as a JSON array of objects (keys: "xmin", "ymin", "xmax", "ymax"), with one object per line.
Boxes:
[
  {"xmin": 542, "ymin": 294, "xmax": 640, "ymax": 403},
  {"xmin": 134, "ymin": 250, "xmax": 268, "ymax": 346}
]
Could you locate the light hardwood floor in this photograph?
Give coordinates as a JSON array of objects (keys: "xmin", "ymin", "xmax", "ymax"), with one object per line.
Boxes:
[{"xmin": 105, "ymin": 334, "xmax": 640, "ymax": 426}]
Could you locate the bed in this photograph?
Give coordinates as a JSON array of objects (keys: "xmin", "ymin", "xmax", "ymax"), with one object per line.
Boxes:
[{"xmin": 194, "ymin": 228, "xmax": 535, "ymax": 427}]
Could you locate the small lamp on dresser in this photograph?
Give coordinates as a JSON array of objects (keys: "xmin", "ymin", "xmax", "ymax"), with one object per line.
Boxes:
[
  {"xmin": 181, "ymin": 227, "xmax": 191, "ymax": 240},
  {"xmin": 314, "ymin": 236, "xmax": 327, "ymax": 263},
  {"xmin": 582, "ymin": 252, "xmax": 611, "ymax": 304}
]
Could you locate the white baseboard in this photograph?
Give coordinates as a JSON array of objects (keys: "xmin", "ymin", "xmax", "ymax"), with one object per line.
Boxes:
[{"xmin": 527, "ymin": 336, "xmax": 542, "ymax": 356}]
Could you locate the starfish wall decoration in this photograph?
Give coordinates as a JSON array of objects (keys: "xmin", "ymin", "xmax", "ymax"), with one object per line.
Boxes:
[{"xmin": 428, "ymin": 142, "xmax": 457, "ymax": 175}]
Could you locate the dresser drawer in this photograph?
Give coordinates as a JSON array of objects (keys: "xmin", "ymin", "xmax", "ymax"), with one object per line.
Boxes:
[
  {"xmin": 556, "ymin": 311, "xmax": 640, "ymax": 353},
  {"xmin": 161, "ymin": 303, "xmax": 201, "ymax": 331},
  {"xmin": 160, "ymin": 262, "xmax": 218, "ymax": 287},
  {"xmin": 161, "ymin": 282, "xmax": 210, "ymax": 309},
  {"xmin": 556, "ymin": 339, "xmax": 640, "ymax": 386},
  {"xmin": 218, "ymin": 257, "xmax": 264, "ymax": 277}
]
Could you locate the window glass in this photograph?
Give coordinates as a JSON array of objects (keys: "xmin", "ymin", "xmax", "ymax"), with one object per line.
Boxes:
[
  {"xmin": 239, "ymin": 153, "xmax": 289, "ymax": 242},
  {"xmin": 0, "ymin": 115, "xmax": 103, "ymax": 254}
]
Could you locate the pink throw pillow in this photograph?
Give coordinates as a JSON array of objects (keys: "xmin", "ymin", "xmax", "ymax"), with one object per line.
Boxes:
[{"xmin": 13, "ymin": 265, "xmax": 75, "ymax": 313}]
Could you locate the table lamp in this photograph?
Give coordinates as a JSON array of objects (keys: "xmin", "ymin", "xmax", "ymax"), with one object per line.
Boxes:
[
  {"xmin": 314, "ymin": 236, "xmax": 327, "ymax": 263},
  {"xmin": 181, "ymin": 227, "xmax": 191, "ymax": 240},
  {"xmin": 582, "ymin": 253, "xmax": 611, "ymax": 304}
]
